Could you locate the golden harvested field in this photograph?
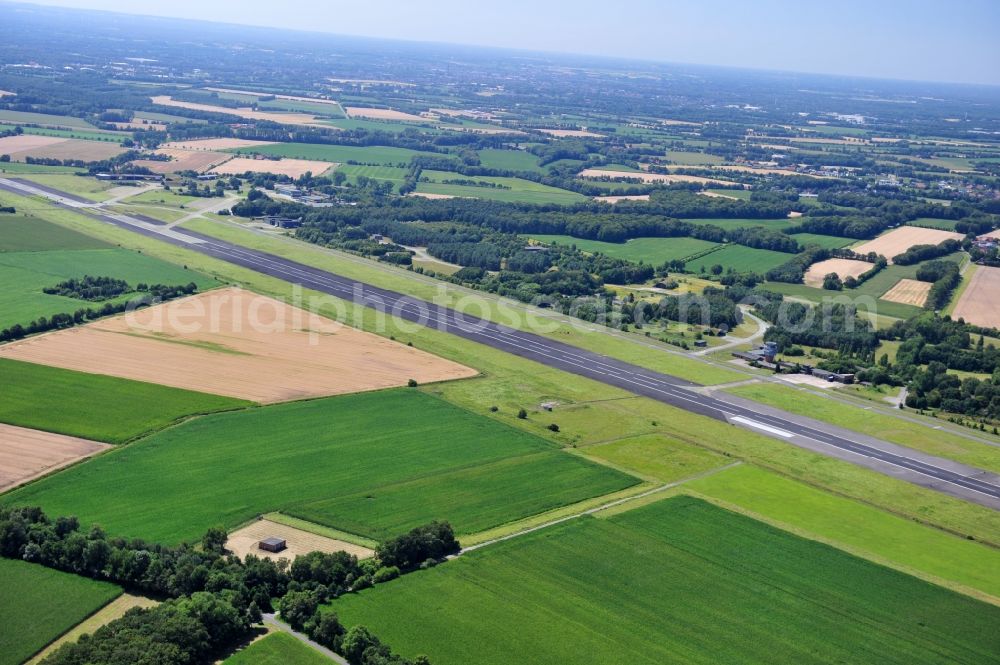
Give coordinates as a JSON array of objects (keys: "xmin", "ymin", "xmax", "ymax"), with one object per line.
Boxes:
[
  {"xmin": 715, "ymin": 165, "xmax": 833, "ymax": 179},
  {"xmin": 578, "ymin": 168, "xmax": 729, "ymax": 186},
  {"xmin": 981, "ymin": 229, "xmax": 1000, "ymax": 240},
  {"xmin": 852, "ymin": 226, "xmax": 964, "ymax": 262},
  {"xmin": 594, "ymin": 194, "xmax": 650, "ymax": 203},
  {"xmin": 133, "ymin": 148, "xmax": 233, "ymax": 174},
  {"xmin": 538, "ymin": 128, "xmax": 604, "ymax": 138},
  {"xmin": 161, "ymin": 138, "xmax": 276, "ymax": 151},
  {"xmin": 150, "ymin": 95, "xmax": 329, "ymax": 127},
  {"xmin": 0, "ymin": 134, "xmax": 66, "ymax": 154},
  {"xmin": 881, "ymin": 278, "xmax": 932, "ymax": 307},
  {"xmin": 698, "ymin": 191, "xmax": 741, "ymax": 200},
  {"xmin": 0, "ymin": 288, "xmax": 476, "ymax": 403},
  {"xmin": 344, "ymin": 106, "xmax": 427, "ymax": 122},
  {"xmin": 0, "ymin": 135, "xmax": 125, "ymax": 162},
  {"xmin": 952, "ymin": 266, "xmax": 1000, "ymax": 328},
  {"xmin": 804, "ymin": 258, "xmax": 873, "ymax": 287},
  {"xmin": 0, "ymin": 89, "xmax": 14, "ymax": 97},
  {"xmin": 0, "ymin": 424, "xmax": 110, "ymax": 493},
  {"xmin": 209, "ymin": 156, "xmax": 333, "ymax": 178},
  {"xmin": 226, "ymin": 519, "xmax": 374, "ymax": 562}
]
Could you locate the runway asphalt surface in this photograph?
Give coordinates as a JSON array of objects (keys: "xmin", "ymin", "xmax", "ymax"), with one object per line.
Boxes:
[{"xmin": 4, "ymin": 176, "xmax": 999, "ymax": 509}]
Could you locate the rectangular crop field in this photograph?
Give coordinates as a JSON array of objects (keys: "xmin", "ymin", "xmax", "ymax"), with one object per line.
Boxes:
[
  {"xmin": 683, "ymin": 216, "xmax": 795, "ymax": 231},
  {"xmin": 209, "ymin": 156, "xmax": 333, "ymax": 178},
  {"xmin": 417, "ymin": 170, "xmax": 586, "ymax": 205},
  {"xmin": 531, "ymin": 234, "xmax": 721, "ymax": 265},
  {"xmin": 0, "ymin": 423, "xmax": 110, "ymax": 492},
  {"xmin": 0, "ymin": 287, "xmax": 476, "ymax": 403},
  {"xmin": 0, "ymin": 215, "xmax": 110, "ymax": 252},
  {"xmin": 0, "ymin": 358, "xmax": 249, "ymax": 443},
  {"xmin": 477, "ymin": 149, "xmax": 545, "ymax": 172},
  {"xmin": 685, "ymin": 244, "xmax": 793, "ymax": 274},
  {"xmin": 0, "ymin": 109, "xmax": 97, "ymax": 129},
  {"xmin": 804, "ymin": 258, "xmax": 872, "ymax": 287},
  {"xmin": 230, "ymin": 142, "xmax": 440, "ymax": 165},
  {"xmin": 853, "ymin": 226, "xmax": 964, "ymax": 262},
  {"xmin": 790, "ymin": 232, "xmax": 855, "ymax": 249},
  {"xmin": 327, "ymin": 497, "xmax": 1000, "ymax": 665},
  {"xmin": 952, "ymin": 265, "xmax": 1000, "ymax": 329},
  {"xmin": 3, "ymin": 389, "xmax": 637, "ymax": 543},
  {"xmin": 0, "ymin": 558, "xmax": 121, "ymax": 665},
  {"xmin": 881, "ymin": 278, "xmax": 931, "ymax": 307},
  {"xmin": 684, "ymin": 464, "xmax": 1000, "ymax": 598},
  {"xmin": 0, "ymin": 247, "xmax": 218, "ymax": 329}
]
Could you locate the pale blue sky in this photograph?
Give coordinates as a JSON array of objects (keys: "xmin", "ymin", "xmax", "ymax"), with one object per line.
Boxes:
[{"xmin": 18, "ymin": 0, "xmax": 1000, "ymax": 85}]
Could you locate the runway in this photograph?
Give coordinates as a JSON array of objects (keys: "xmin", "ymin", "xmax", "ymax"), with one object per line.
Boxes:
[{"xmin": 4, "ymin": 176, "xmax": 999, "ymax": 509}]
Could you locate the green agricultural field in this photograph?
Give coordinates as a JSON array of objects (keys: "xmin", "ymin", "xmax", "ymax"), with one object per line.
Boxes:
[
  {"xmin": 726, "ymin": 383, "xmax": 1000, "ymax": 472},
  {"xmin": 0, "ymin": 109, "xmax": 96, "ymax": 129},
  {"xmin": 531, "ymin": 234, "xmax": 720, "ymax": 265},
  {"xmin": 260, "ymin": 99, "xmax": 346, "ymax": 116},
  {"xmin": 11, "ymin": 173, "xmax": 114, "ymax": 201},
  {"xmin": 0, "ymin": 247, "xmax": 218, "ymax": 329},
  {"xmin": 336, "ymin": 164, "xmax": 410, "ymax": 186},
  {"xmin": 0, "ymin": 358, "xmax": 250, "ymax": 443},
  {"xmin": 0, "ymin": 162, "xmax": 81, "ymax": 174},
  {"xmin": 230, "ymin": 142, "xmax": 440, "ymax": 165},
  {"xmin": 0, "ymin": 215, "xmax": 110, "ymax": 252},
  {"xmin": 581, "ymin": 434, "xmax": 728, "ymax": 483},
  {"xmin": 223, "ymin": 632, "xmax": 331, "ymax": 665},
  {"xmin": 685, "ymin": 244, "xmax": 793, "ymax": 274},
  {"xmin": 790, "ymin": 232, "xmax": 854, "ymax": 249},
  {"xmin": 908, "ymin": 217, "xmax": 960, "ymax": 231},
  {"xmin": 4, "ymin": 390, "xmax": 636, "ymax": 543},
  {"xmin": 0, "ymin": 558, "xmax": 121, "ymax": 665},
  {"xmin": 477, "ymin": 148, "xmax": 545, "ymax": 173},
  {"xmin": 328, "ymin": 496, "xmax": 1000, "ymax": 665},
  {"xmin": 0, "ymin": 123, "xmax": 127, "ymax": 142},
  {"xmin": 685, "ymin": 464, "xmax": 1000, "ymax": 599},
  {"xmin": 683, "ymin": 216, "xmax": 794, "ymax": 231},
  {"xmin": 417, "ymin": 170, "xmax": 586, "ymax": 205},
  {"xmin": 323, "ymin": 118, "xmax": 438, "ymax": 133}
]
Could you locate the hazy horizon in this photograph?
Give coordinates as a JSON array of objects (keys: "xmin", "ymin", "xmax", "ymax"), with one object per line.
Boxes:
[{"xmin": 8, "ymin": 0, "xmax": 1000, "ymax": 87}]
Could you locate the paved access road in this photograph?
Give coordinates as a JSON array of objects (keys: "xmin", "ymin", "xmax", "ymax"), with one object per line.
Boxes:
[{"xmin": 4, "ymin": 176, "xmax": 999, "ymax": 510}]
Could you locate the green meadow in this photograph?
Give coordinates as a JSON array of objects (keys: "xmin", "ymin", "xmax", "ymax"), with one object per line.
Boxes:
[
  {"xmin": 685, "ymin": 244, "xmax": 793, "ymax": 273},
  {"xmin": 0, "ymin": 558, "xmax": 121, "ymax": 665},
  {"xmin": 531, "ymin": 234, "xmax": 720, "ymax": 265},
  {"xmin": 4, "ymin": 390, "xmax": 636, "ymax": 543},
  {"xmin": 329, "ymin": 496, "xmax": 1000, "ymax": 665},
  {"xmin": 417, "ymin": 170, "xmax": 586, "ymax": 205},
  {"xmin": 223, "ymin": 633, "xmax": 331, "ymax": 665},
  {"xmin": 0, "ymin": 247, "xmax": 218, "ymax": 328},
  {"xmin": 0, "ymin": 359, "xmax": 250, "ymax": 444}
]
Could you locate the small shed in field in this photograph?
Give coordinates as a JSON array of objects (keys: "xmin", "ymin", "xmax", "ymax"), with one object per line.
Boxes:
[{"xmin": 258, "ymin": 537, "xmax": 287, "ymax": 553}]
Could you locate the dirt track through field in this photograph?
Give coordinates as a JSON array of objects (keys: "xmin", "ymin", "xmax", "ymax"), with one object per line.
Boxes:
[
  {"xmin": 804, "ymin": 258, "xmax": 872, "ymax": 287},
  {"xmin": 0, "ymin": 288, "xmax": 477, "ymax": 403},
  {"xmin": 880, "ymin": 278, "xmax": 931, "ymax": 307},
  {"xmin": 952, "ymin": 266, "xmax": 1000, "ymax": 329},
  {"xmin": 852, "ymin": 227, "xmax": 963, "ymax": 262},
  {"xmin": 0, "ymin": 424, "xmax": 110, "ymax": 492},
  {"xmin": 226, "ymin": 519, "xmax": 374, "ymax": 561}
]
